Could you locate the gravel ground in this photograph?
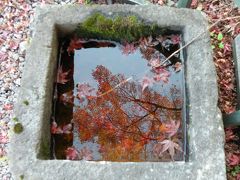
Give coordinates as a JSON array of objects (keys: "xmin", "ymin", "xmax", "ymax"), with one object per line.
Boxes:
[{"xmin": 0, "ymin": 1, "xmax": 81, "ymax": 179}]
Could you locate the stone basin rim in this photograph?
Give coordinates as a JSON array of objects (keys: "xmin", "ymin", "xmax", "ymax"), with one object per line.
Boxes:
[{"xmin": 9, "ymin": 5, "xmax": 226, "ymax": 180}]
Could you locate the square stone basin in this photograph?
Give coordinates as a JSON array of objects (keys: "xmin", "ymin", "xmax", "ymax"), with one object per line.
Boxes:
[{"xmin": 9, "ymin": 5, "xmax": 226, "ymax": 180}]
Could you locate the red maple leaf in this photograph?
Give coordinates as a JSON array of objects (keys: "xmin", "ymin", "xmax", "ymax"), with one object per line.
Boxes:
[
  {"xmin": 227, "ymin": 153, "xmax": 240, "ymax": 166},
  {"xmin": 153, "ymin": 70, "xmax": 170, "ymax": 83},
  {"xmin": 149, "ymin": 58, "xmax": 160, "ymax": 68},
  {"xmin": 62, "ymin": 124, "xmax": 73, "ymax": 134},
  {"xmin": 0, "ymin": 130, "xmax": 8, "ymax": 144},
  {"xmin": 174, "ymin": 62, "xmax": 182, "ymax": 72},
  {"xmin": 59, "ymin": 91, "xmax": 74, "ymax": 104},
  {"xmin": 3, "ymin": 104, "xmax": 13, "ymax": 111},
  {"xmin": 51, "ymin": 122, "xmax": 72, "ymax": 134},
  {"xmin": 141, "ymin": 76, "xmax": 155, "ymax": 91},
  {"xmin": 51, "ymin": 122, "xmax": 62, "ymax": 134},
  {"xmin": 121, "ymin": 43, "xmax": 137, "ymax": 55},
  {"xmin": 159, "ymin": 139, "xmax": 182, "ymax": 160},
  {"xmin": 65, "ymin": 147, "xmax": 79, "ymax": 160},
  {"xmin": 57, "ymin": 66, "xmax": 70, "ymax": 84},
  {"xmin": 171, "ymin": 35, "xmax": 181, "ymax": 45},
  {"xmin": 67, "ymin": 38, "xmax": 85, "ymax": 54},
  {"xmin": 79, "ymin": 147, "xmax": 93, "ymax": 160},
  {"xmin": 9, "ymin": 40, "xmax": 19, "ymax": 50},
  {"xmin": 224, "ymin": 43, "xmax": 232, "ymax": 54},
  {"xmin": 190, "ymin": 0, "xmax": 198, "ymax": 8},
  {"xmin": 0, "ymin": 51, "xmax": 7, "ymax": 62},
  {"xmin": 65, "ymin": 146, "xmax": 93, "ymax": 161},
  {"xmin": 225, "ymin": 128, "xmax": 236, "ymax": 142}
]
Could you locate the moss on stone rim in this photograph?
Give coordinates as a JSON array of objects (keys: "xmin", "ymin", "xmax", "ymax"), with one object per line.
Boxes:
[
  {"xmin": 37, "ymin": 138, "xmax": 50, "ymax": 159},
  {"xmin": 75, "ymin": 13, "xmax": 167, "ymax": 43}
]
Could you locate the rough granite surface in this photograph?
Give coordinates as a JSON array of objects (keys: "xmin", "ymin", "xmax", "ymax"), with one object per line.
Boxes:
[{"xmin": 8, "ymin": 5, "xmax": 226, "ymax": 180}]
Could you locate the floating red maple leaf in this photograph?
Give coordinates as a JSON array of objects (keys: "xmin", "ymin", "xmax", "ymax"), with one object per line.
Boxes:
[
  {"xmin": 149, "ymin": 58, "xmax": 160, "ymax": 68},
  {"xmin": 153, "ymin": 70, "xmax": 170, "ymax": 83},
  {"xmin": 56, "ymin": 66, "xmax": 70, "ymax": 84},
  {"xmin": 170, "ymin": 35, "xmax": 181, "ymax": 45},
  {"xmin": 159, "ymin": 139, "xmax": 182, "ymax": 160},
  {"xmin": 121, "ymin": 43, "xmax": 137, "ymax": 55},
  {"xmin": 141, "ymin": 76, "xmax": 154, "ymax": 91},
  {"xmin": 51, "ymin": 122, "xmax": 72, "ymax": 134},
  {"xmin": 59, "ymin": 91, "xmax": 74, "ymax": 104},
  {"xmin": 80, "ymin": 147, "xmax": 93, "ymax": 160},
  {"xmin": 174, "ymin": 62, "xmax": 182, "ymax": 72},
  {"xmin": 65, "ymin": 146, "xmax": 93, "ymax": 160},
  {"xmin": 67, "ymin": 38, "xmax": 85, "ymax": 54},
  {"xmin": 65, "ymin": 147, "xmax": 79, "ymax": 160}
]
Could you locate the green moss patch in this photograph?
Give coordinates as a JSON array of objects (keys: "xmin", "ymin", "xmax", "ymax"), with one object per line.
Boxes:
[
  {"xmin": 75, "ymin": 13, "xmax": 166, "ymax": 43},
  {"xmin": 37, "ymin": 139, "xmax": 50, "ymax": 159},
  {"xmin": 14, "ymin": 123, "xmax": 24, "ymax": 134}
]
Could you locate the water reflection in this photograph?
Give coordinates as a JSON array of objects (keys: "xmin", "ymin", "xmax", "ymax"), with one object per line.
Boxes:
[{"xmin": 51, "ymin": 36, "xmax": 185, "ymax": 161}]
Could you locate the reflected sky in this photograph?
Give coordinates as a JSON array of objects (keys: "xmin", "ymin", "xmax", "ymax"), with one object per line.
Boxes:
[
  {"xmin": 72, "ymin": 44, "xmax": 184, "ymax": 161},
  {"xmin": 74, "ymin": 46, "xmax": 183, "ymax": 98}
]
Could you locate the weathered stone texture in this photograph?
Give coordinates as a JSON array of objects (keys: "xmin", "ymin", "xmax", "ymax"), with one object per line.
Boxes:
[{"xmin": 9, "ymin": 5, "xmax": 226, "ymax": 180}]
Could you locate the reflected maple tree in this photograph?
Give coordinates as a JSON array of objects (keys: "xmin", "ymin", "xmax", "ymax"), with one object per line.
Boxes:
[
  {"xmin": 73, "ymin": 65, "xmax": 183, "ymax": 161},
  {"xmin": 52, "ymin": 34, "xmax": 184, "ymax": 161}
]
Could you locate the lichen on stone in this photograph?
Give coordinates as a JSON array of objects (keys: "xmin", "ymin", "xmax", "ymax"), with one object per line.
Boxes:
[
  {"xmin": 23, "ymin": 100, "xmax": 29, "ymax": 106},
  {"xmin": 13, "ymin": 123, "xmax": 24, "ymax": 134},
  {"xmin": 20, "ymin": 174, "xmax": 24, "ymax": 180},
  {"xmin": 75, "ymin": 13, "xmax": 166, "ymax": 43}
]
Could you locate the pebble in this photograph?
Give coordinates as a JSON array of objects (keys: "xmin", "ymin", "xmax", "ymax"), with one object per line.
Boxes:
[
  {"xmin": 19, "ymin": 41, "xmax": 27, "ymax": 54},
  {"xmin": 12, "ymin": 53, "xmax": 19, "ymax": 61},
  {"xmin": 14, "ymin": 79, "xmax": 21, "ymax": 86}
]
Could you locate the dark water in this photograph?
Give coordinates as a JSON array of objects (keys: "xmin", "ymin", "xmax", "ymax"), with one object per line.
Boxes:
[{"xmin": 51, "ymin": 36, "xmax": 185, "ymax": 162}]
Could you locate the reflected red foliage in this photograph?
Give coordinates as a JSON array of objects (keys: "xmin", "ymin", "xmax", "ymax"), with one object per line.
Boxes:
[
  {"xmin": 73, "ymin": 65, "xmax": 183, "ymax": 161},
  {"xmin": 52, "ymin": 34, "xmax": 184, "ymax": 161}
]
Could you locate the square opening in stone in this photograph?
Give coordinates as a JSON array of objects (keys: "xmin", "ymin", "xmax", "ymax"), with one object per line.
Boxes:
[{"xmin": 50, "ymin": 13, "xmax": 186, "ymax": 162}]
